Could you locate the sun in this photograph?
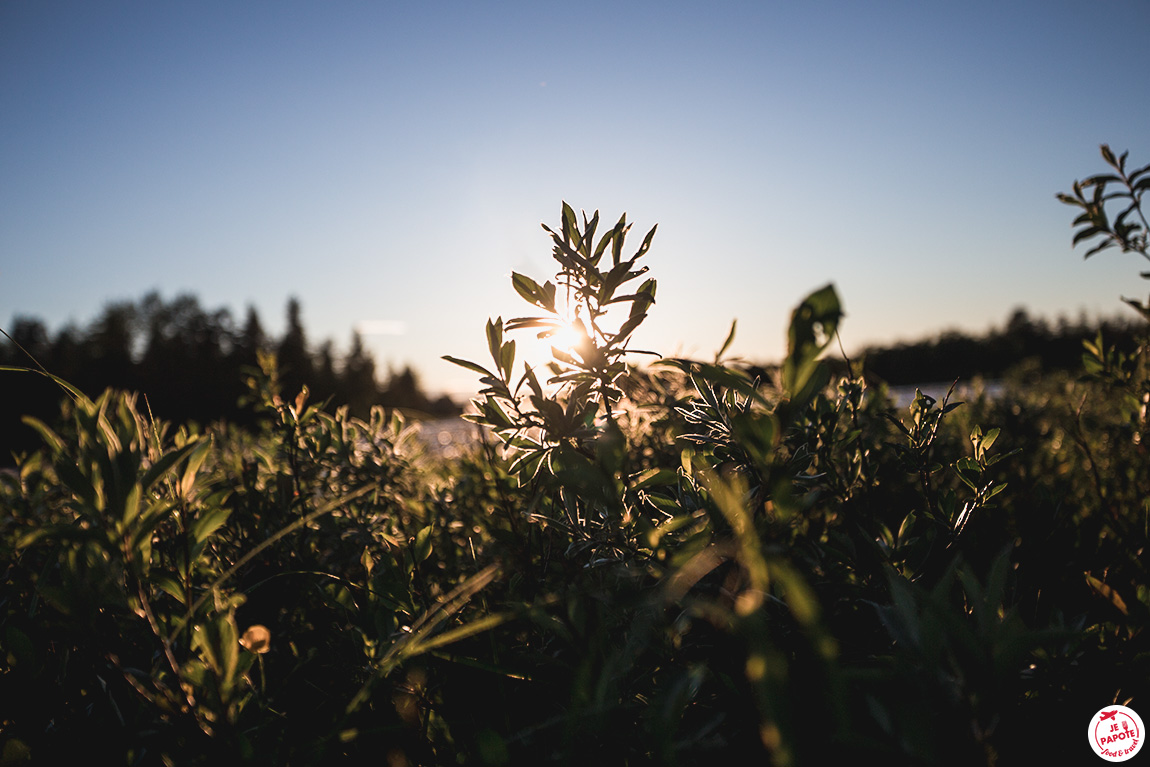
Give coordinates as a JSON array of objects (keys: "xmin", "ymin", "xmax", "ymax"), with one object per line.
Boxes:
[
  {"xmin": 511, "ymin": 313, "xmax": 594, "ymax": 382},
  {"xmin": 506, "ymin": 288, "xmax": 635, "ymax": 381},
  {"xmin": 546, "ymin": 320, "xmax": 585, "ymax": 358}
]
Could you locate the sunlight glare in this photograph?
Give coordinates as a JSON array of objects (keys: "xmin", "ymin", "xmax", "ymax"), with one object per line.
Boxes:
[
  {"xmin": 547, "ymin": 321, "xmax": 584, "ymax": 358},
  {"xmin": 515, "ymin": 316, "xmax": 581, "ymax": 379},
  {"xmin": 508, "ymin": 293, "xmax": 639, "ymax": 387}
]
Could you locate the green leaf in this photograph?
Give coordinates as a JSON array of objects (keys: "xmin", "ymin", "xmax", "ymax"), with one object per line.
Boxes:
[
  {"xmin": 561, "ymin": 202, "xmax": 578, "ymax": 244},
  {"xmin": 716, "ymin": 319, "xmax": 737, "ymax": 362},
  {"xmin": 508, "ymin": 448, "xmax": 547, "ymax": 482},
  {"xmin": 897, "ymin": 511, "xmax": 917, "ymax": 543},
  {"xmin": 581, "ymin": 209, "xmax": 600, "ymax": 260},
  {"xmin": 506, "ymin": 317, "xmax": 559, "ymax": 332},
  {"xmin": 413, "ymin": 525, "xmax": 433, "ymax": 564},
  {"xmin": 1084, "ymin": 240, "xmax": 1115, "ymax": 258},
  {"xmin": 481, "ymin": 396, "xmax": 516, "ymax": 430},
  {"xmin": 179, "ymin": 438, "xmax": 212, "ymax": 498},
  {"xmin": 955, "ymin": 456, "xmax": 980, "ymax": 473},
  {"xmin": 139, "ymin": 441, "xmax": 202, "ymax": 494},
  {"xmin": 630, "ymin": 467, "xmax": 678, "ymax": 490},
  {"xmin": 594, "ymin": 214, "xmax": 625, "ymax": 264},
  {"xmin": 1072, "ymin": 225, "xmax": 1105, "ymax": 246},
  {"xmin": 980, "ymin": 427, "xmax": 1000, "ymax": 453},
  {"xmin": 55, "ymin": 459, "xmax": 100, "ymax": 511},
  {"xmin": 155, "ymin": 576, "xmax": 186, "ymax": 605},
  {"xmin": 1083, "ymin": 173, "xmax": 1121, "ymax": 187},
  {"xmin": 954, "ymin": 456, "xmax": 980, "ymax": 489},
  {"xmin": 120, "ymin": 482, "xmax": 143, "ymax": 526},
  {"xmin": 632, "ymin": 224, "xmax": 658, "ymax": 260},
  {"xmin": 784, "ymin": 284, "xmax": 842, "ymax": 398},
  {"xmin": 191, "ymin": 506, "xmax": 233, "ymax": 545},
  {"xmin": 511, "ymin": 272, "xmax": 545, "ymax": 307},
  {"xmin": 442, "ymin": 355, "xmax": 496, "ymax": 379},
  {"xmin": 522, "ymin": 362, "xmax": 543, "ymax": 399},
  {"xmin": 20, "ymin": 415, "xmax": 64, "ymax": 454},
  {"xmin": 1100, "ymin": 144, "xmax": 1118, "ymax": 168},
  {"xmin": 500, "ymin": 340, "xmax": 516, "ymax": 379},
  {"xmin": 407, "ymin": 612, "xmax": 512, "ymax": 656},
  {"xmin": 533, "ymin": 397, "xmax": 567, "ymax": 430},
  {"xmin": 1085, "ymin": 573, "xmax": 1128, "ymax": 616},
  {"xmin": 486, "ymin": 317, "xmax": 503, "ymax": 365},
  {"xmin": 613, "ymin": 313, "xmax": 646, "ymax": 345}
]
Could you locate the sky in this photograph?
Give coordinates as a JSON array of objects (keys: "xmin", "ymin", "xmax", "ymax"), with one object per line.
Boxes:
[{"xmin": 2, "ymin": 0, "xmax": 1149, "ymax": 398}]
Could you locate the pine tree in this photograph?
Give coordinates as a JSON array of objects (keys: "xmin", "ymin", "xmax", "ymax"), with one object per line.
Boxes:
[
  {"xmin": 277, "ymin": 297, "xmax": 314, "ymax": 400},
  {"xmin": 341, "ymin": 331, "xmax": 379, "ymax": 418}
]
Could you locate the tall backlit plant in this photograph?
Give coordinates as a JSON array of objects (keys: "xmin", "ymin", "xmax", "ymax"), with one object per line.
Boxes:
[{"xmin": 444, "ymin": 203, "xmax": 658, "ymax": 548}]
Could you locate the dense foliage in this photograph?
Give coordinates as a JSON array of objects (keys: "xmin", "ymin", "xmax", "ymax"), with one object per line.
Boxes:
[{"xmin": 0, "ymin": 147, "xmax": 1147, "ymax": 765}]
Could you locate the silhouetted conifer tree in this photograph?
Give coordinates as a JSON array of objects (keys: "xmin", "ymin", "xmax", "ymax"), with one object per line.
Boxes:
[
  {"xmin": 137, "ymin": 294, "xmax": 236, "ymax": 424},
  {"xmin": 7, "ymin": 317, "xmax": 49, "ymax": 362},
  {"xmin": 313, "ymin": 340, "xmax": 339, "ymax": 405},
  {"xmin": 86, "ymin": 302, "xmax": 138, "ymax": 392},
  {"xmin": 234, "ymin": 305, "xmax": 267, "ymax": 371},
  {"xmin": 277, "ymin": 297, "xmax": 313, "ymax": 400},
  {"xmin": 341, "ymin": 331, "xmax": 379, "ymax": 418},
  {"xmin": 380, "ymin": 365, "xmax": 428, "ymax": 413},
  {"xmin": 49, "ymin": 323, "xmax": 83, "ymax": 383}
]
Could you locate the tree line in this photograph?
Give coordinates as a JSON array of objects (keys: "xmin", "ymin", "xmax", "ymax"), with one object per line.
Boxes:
[
  {"xmin": 857, "ymin": 306, "xmax": 1143, "ymax": 385},
  {"xmin": 1, "ymin": 293, "xmax": 459, "ymax": 462},
  {"xmin": 3, "ymin": 295, "xmax": 1142, "ymax": 464}
]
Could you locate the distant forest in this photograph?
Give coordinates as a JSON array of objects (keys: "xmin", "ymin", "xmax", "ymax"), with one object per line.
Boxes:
[
  {"xmin": 1, "ymin": 293, "xmax": 459, "ymax": 461},
  {"xmin": 1, "ymin": 296, "xmax": 1143, "ymax": 463},
  {"xmin": 857, "ymin": 306, "xmax": 1143, "ymax": 385}
]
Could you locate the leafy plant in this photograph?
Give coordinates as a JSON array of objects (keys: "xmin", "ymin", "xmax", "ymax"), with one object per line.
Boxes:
[
  {"xmin": 3, "ymin": 177, "xmax": 1148, "ymax": 764},
  {"xmin": 444, "ymin": 203, "xmax": 659, "ymax": 557},
  {"xmin": 1058, "ymin": 145, "xmax": 1148, "ymax": 261},
  {"xmin": 1059, "ymin": 146, "xmax": 1150, "ymax": 488}
]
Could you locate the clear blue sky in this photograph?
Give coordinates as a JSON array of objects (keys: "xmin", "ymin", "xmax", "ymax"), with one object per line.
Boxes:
[{"xmin": 2, "ymin": 0, "xmax": 1148, "ymax": 396}]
